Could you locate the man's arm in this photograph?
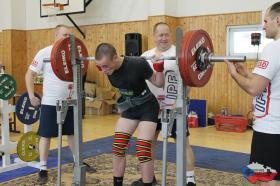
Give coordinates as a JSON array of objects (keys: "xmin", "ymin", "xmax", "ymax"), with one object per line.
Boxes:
[
  {"xmin": 140, "ymin": 57, "xmax": 165, "ymax": 88},
  {"xmin": 231, "ymin": 73, "xmax": 269, "ymax": 96},
  {"xmin": 25, "ymin": 69, "xmax": 41, "ymax": 107},
  {"xmin": 225, "ymin": 60, "xmax": 270, "ymax": 96},
  {"xmin": 149, "ymin": 71, "xmax": 164, "ymax": 88}
]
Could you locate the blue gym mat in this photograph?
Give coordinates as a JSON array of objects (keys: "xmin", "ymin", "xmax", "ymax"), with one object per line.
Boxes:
[{"xmin": 0, "ymin": 136, "xmax": 249, "ymax": 182}]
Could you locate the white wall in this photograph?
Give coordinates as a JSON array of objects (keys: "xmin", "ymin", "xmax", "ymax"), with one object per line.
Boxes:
[
  {"xmin": 148, "ymin": 0, "xmax": 178, "ymax": 16},
  {"xmin": 0, "ymin": 1, "xmax": 12, "ymax": 31},
  {"xmin": 11, "ymin": 0, "xmax": 26, "ymax": 30},
  {"xmin": 73, "ymin": 0, "xmax": 149, "ymax": 25},
  {"xmin": 0, "ymin": 0, "xmax": 26, "ymax": 31},
  {"xmin": 176, "ymin": 0, "xmax": 279, "ymax": 17},
  {"xmin": 1, "ymin": 0, "xmax": 280, "ymax": 31},
  {"xmin": 149, "ymin": 0, "xmax": 166, "ymax": 16},
  {"xmin": 165, "ymin": 0, "xmax": 178, "ymax": 17}
]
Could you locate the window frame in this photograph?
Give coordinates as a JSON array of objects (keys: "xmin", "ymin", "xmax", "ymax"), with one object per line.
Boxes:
[{"xmin": 226, "ymin": 24, "xmax": 272, "ymax": 60}]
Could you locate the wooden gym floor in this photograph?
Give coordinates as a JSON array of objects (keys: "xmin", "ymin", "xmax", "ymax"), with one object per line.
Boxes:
[{"xmin": 8, "ymin": 114, "xmax": 252, "ymax": 154}]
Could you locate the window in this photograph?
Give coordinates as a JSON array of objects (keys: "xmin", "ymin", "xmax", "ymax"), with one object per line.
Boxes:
[{"xmin": 227, "ymin": 25, "xmax": 273, "ymax": 60}]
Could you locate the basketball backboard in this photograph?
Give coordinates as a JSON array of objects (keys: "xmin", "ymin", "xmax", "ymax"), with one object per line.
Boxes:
[{"xmin": 40, "ymin": 0, "xmax": 85, "ymax": 17}]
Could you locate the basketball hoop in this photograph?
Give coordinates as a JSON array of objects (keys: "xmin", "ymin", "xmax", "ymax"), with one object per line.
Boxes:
[
  {"xmin": 39, "ymin": 0, "xmax": 90, "ymax": 38},
  {"xmin": 40, "ymin": 0, "xmax": 86, "ymax": 18},
  {"xmin": 42, "ymin": 3, "xmax": 65, "ymax": 11}
]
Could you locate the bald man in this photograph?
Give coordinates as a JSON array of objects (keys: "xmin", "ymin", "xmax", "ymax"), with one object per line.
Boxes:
[
  {"xmin": 25, "ymin": 25, "xmax": 95, "ymax": 184},
  {"xmin": 132, "ymin": 22, "xmax": 196, "ymax": 186}
]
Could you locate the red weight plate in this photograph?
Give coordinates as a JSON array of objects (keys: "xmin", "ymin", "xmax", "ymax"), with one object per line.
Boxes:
[
  {"xmin": 179, "ymin": 30, "xmax": 214, "ymax": 87},
  {"xmin": 51, "ymin": 37, "xmax": 89, "ymax": 81}
]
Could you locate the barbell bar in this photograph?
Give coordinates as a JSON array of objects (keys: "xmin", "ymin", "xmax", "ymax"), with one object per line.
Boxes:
[
  {"xmin": 81, "ymin": 54, "xmax": 246, "ymax": 64},
  {"xmin": 46, "ymin": 29, "xmax": 246, "ymax": 87},
  {"xmin": 45, "ymin": 53, "xmax": 245, "ymax": 67}
]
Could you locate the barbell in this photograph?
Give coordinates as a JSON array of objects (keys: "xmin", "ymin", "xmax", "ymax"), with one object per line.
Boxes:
[{"xmin": 47, "ymin": 29, "xmax": 246, "ymax": 87}]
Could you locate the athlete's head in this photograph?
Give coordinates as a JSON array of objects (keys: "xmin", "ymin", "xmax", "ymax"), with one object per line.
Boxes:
[
  {"xmin": 263, "ymin": 2, "xmax": 280, "ymax": 40},
  {"xmin": 95, "ymin": 43, "xmax": 119, "ymax": 75}
]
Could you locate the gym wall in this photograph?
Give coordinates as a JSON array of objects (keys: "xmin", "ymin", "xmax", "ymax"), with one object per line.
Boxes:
[
  {"xmin": 0, "ymin": 11, "xmax": 261, "ymax": 116},
  {"xmin": 0, "ymin": 32, "xmax": 3, "ymax": 67},
  {"xmin": 0, "ymin": 30, "xmax": 27, "ymax": 93}
]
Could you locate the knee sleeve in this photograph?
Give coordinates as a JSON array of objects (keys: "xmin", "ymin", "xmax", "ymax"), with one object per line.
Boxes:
[
  {"xmin": 112, "ymin": 132, "xmax": 131, "ymax": 157},
  {"xmin": 136, "ymin": 139, "xmax": 152, "ymax": 163}
]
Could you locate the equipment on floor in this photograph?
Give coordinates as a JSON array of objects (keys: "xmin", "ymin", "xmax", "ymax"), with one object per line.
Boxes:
[{"xmin": 0, "ymin": 66, "xmax": 40, "ymax": 173}]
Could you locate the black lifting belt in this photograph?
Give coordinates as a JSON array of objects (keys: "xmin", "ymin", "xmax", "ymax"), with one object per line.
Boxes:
[{"xmin": 117, "ymin": 89, "xmax": 153, "ymax": 112}]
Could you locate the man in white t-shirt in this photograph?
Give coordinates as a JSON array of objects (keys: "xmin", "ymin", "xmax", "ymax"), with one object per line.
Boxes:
[
  {"xmin": 25, "ymin": 25, "xmax": 94, "ymax": 184},
  {"xmin": 131, "ymin": 22, "xmax": 196, "ymax": 186},
  {"xmin": 226, "ymin": 3, "xmax": 280, "ymax": 185}
]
